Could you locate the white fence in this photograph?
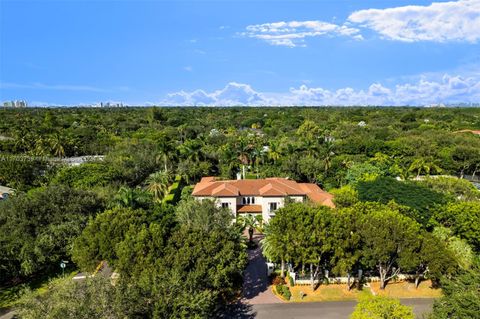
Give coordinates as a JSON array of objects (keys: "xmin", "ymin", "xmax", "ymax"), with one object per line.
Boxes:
[{"xmin": 290, "ymin": 272, "xmax": 416, "ymax": 286}]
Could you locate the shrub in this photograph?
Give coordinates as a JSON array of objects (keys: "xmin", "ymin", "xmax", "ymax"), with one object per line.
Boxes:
[
  {"xmin": 272, "ymin": 275, "xmax": 286, "ymax": 286},
  {"xmin": 276, "ymin": 284, "xmax": 291, "ymax": 300},
  {"xmin": 289, "ymin": 275, "xmax": 295, "ymax": 287},
  {"xmin": 350, "ymin": 295, "xmax": 414, "ymax": 319},
  {"xmin": 283, "ymin": 286, "xmax": 291, "ymax": 300}
]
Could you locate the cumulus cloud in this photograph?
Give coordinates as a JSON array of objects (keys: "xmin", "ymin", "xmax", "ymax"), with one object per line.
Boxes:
[
  {"xmin": 348, "ymin": 0, "xmax": 480, "ymax": 42},
  {"xmin": 243, "ymin": 0, "xmax": 480, "ymax": 45},
  {"xmin": 241, "ymin": 20, "xmax": 362, "ymax": 47},
  {"xmin": 162, "ymin": 82, "xmax": 268, "ymax": 106},
  {"xmin": 161, "ymin": 75, "xmax": 480, "ymax": 106}
]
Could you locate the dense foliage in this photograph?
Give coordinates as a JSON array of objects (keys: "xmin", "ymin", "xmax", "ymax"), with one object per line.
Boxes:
[
  {"xmin": 263, "ymin": 202, "xmax": 457, "ymax": 290},
  {"xmin": 69, "ymin": 199, "xmax": 247, "ymax": 318},
  {"xmin": 1, "ymin": 107, "xmax": 479, "ymax": 317},
  {"xmin": 429, "ymin": 258, "xmax": 480, "ymax": 319},
  {"xmin": 1, "ymin": 107, "xmax": 479, "ymax": 191},
  {"xmin": 0, "ymin": 186, "xmax": 104, "ymax": 283}
]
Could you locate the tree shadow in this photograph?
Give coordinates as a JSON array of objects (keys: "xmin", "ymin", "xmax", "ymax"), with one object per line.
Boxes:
[{"xmin": 217, "ymin": 302, "xmax": 256, "ymax": 319}]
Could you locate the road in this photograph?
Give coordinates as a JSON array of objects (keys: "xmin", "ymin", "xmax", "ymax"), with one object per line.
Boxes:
[
  {"xmin": 251, "ymin": 299, "xmax": 434, "ymax": 319},
  {"xmin": 222, "ymin": 298, "xmax": 434, "ymax": 319}
]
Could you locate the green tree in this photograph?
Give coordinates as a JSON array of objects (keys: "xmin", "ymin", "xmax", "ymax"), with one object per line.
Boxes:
[
  {"xmin": 330, "ymin": 208, "xmax": 362, "ymax": 290},
  {"xmin": 432, "ymin": 227, "xmax": 474, "ymax": 270},
  {"xmin": 406, "ymin": 232, "xmax": 457, "ymax": 288},
  {"xmin": 356, "ymin": 177, "xmax": 447, "ymax": 224},
  {"xmin": 0, "ymin": 186, "xmax": 104, "ymax": 282},
  {"xmin": 331, "ymin": 185, "xmax": 359, "ymax": 208},
  {"xmin": 356, "ymin": 203, "xmax": 422, "ymax": 289},
  {"xmin": 144, "ymin": 170, "xmax": 171, "ymax": 203},
  {"xmin": 72, "ymin": 207, "xmax": 144, "ymax": 271},
  {"xmin": 350, "ymin": 295, "xmax": 414, "ymax": 319},
  {"xmin": 429, "ymin": 258, "xmax": 480, "ymax": 319},
  {"xmin": 16, "ymin": 276, "xmax": 137, "ymax": 319},
  {"xmin": 431, "ymin": 201, "xmax": 480, "ymax": 251},
  {"xmin": 111, "ymin": 186, "xmax": 152, "ymax": 210},
  {"xmin": 236, "ymin": 214, "xmax": 262, "ymax": 243},
  {"xmin": 175, "ymin": 198, "xmax": 233, "ymax": 233},
  {"xmin": 418, "ymin": 176, "xmax": 480, "ymax": 201}
]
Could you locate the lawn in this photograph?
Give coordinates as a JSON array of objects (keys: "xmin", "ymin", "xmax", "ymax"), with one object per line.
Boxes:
[
  {"xmin": 273, "ymin": 279, "xmax": 442, "ymax": 303},
  {"xmin": 288, "ymin": 284, "xmax": 372, "ymax": 302},
  {"xmin": 369, "ymin": 280, "xmax": 442, "ymax": 298}
]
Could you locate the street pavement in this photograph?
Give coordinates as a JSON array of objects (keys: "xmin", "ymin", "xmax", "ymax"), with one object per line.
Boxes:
[
  {"xmin": 223, "ymin": 298, "xmax": 435, "ymax": 319},
  {"xmin": 251, "ymin": 299, "xmax": 434, "ymax": 319}
]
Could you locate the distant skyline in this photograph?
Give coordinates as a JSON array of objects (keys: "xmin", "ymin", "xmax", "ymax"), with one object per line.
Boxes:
[{"xmin": 1, "ymin": 0, "xmax": 480, "ymax": 106}]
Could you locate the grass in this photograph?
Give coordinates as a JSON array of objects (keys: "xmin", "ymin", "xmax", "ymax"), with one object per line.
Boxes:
[
  {"xmin": 273, "ymin": 279, "xmax": 442, "ymax": 303},
  {"xmin": 369, "ymin": 280, "xmax": 442, "ymax": 299},
  {"xmin": 288, "ymin": 284, "xmax": 372, "ymax": 302},
  {"xmin": 0, "ymin": 268, "xmax": 78, "ymax": 312}
]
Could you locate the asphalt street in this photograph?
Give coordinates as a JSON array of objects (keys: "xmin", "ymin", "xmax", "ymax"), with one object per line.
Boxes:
[{"xmin": 250, "ymin": 298, "xmax": 434, "ymax": 319}]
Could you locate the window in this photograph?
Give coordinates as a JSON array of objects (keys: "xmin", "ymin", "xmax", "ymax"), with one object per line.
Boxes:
[
  {"xmin": 242, "ymin": 197, "xmax": 255, "ymax": 205},
  {"xmin": 269, "ymin": 202, "xmax": 278, "ymax": 212},
  {"xmin": 221, "ymin": 202, "xmax": 230, "ymax": 209}
]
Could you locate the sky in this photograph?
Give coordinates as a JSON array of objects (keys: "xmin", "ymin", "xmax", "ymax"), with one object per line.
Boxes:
[{"xmin": 1, "ymin": 0, "xmax": 480, "ymax": 106}]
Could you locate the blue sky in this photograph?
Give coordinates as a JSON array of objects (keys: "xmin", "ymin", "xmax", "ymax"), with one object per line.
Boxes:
[{"xmin": 1, "ymin": 0, "xmax": 480, "ymax": 106}]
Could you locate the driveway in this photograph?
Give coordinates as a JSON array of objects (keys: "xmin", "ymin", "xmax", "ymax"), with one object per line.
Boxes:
[{"xmin": 241, "ymin": 235, "xmax": 281, "ymax": 305}]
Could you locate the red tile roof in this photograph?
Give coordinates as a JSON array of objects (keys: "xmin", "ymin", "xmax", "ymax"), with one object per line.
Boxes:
[
  {"xmin": 192, "ymin": 177, "xmax": 335, "ymax": 207},
  {"xmin": 237, "ymin": 205, "xmax": 263, "ymax": 213}
]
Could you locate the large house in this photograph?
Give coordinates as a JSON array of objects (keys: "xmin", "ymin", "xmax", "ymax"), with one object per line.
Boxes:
[{"xmin": 192, "ymin": 177, "xmax": 334, "ymax": 222}]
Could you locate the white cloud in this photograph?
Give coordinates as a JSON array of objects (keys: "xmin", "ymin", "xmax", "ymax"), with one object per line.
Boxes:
[
  {"xmin": 242, "ymin": 0, "xmax": 480, "ymax": 45},
  {"xmin": 183, "ymin": 66, "xmax": 193, "ymax": 72},
  {"xmin": 348, "ymin": 0, "xmax": 480, "ymax": 42},
  {"xmin": 161, "ymin": 75, "xmax": 480, "ymax": 106},
  {"xmin": 241, "ymin": 20, "xmax": 362, "ymax": 47},
  {"xmin": 163, "ymin": 82, "xmax": 268, "ymax": 106}
]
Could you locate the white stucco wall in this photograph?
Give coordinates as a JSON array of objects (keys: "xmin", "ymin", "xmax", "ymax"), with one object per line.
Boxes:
[{"xmin": 195, "ymin": 195, "xmax": 306, "ymax": 222}]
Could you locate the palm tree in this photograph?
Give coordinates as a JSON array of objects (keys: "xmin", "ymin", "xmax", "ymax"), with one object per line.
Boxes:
[
  {"xmin": 145, "ymin": 171, "xmax": 171, "ymax": 203},
  {"xmin": 219, "ymin": 143, "xmax": 240, "ymax": 179},
  {"xmin": 260, "ymin": 223, "xmax": 286, "ymax": 278},
  {"xmin": 48, "ymin": 133, "xmax": 66, "ymax": 158},
  {"xmin": 112, "ymin": 187, "xmax": 137, "ymax": 208},
  {"xmin": 237, "ymin": 214, "xmax": 263, "ymax": 243},
  {"xmin": 267, "ymin": 140, "xmax": 281, "ymax": 164},
  {"xmin": 112, "ymin": 187, "xmax": 151, "ymax": 209},
  {"xmin": 408, "ymin": 157, "xmax": 442, "ymax": 178},
  {"xmin": 236, "ymin": 137, "xmax": 252, "ymax": 166}
]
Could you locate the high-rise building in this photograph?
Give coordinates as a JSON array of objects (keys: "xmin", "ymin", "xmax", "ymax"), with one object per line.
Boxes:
[{"xmin": 2, "ymin": 100, "xmax": 27, "ymax": 108}]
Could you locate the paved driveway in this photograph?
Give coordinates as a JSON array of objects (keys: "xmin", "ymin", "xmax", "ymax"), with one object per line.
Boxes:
[{"xmin": 242, "ymin": 236, "xmax": 281, "ymax": 305}]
